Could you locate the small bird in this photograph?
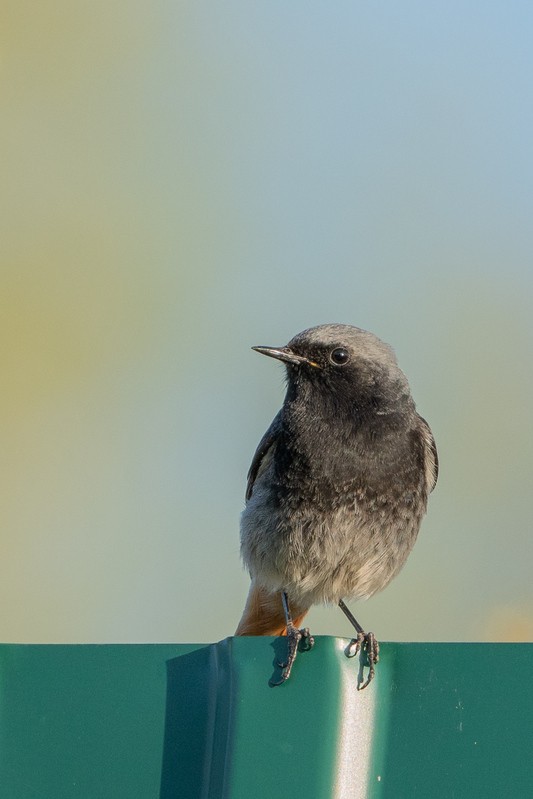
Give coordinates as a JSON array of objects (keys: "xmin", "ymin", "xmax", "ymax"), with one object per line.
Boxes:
[{"xmin": 235, "ymin": 324, "xmax": 438, "ymax": 688}]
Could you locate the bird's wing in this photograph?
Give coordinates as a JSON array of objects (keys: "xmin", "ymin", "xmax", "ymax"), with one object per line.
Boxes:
[
  {"xmin": 245, "ymin": 411, "xmax": 282, "ymax": 501},
  {"xmin": 419, "ymin": 416, "xmax": 439, "ymax": 492}
]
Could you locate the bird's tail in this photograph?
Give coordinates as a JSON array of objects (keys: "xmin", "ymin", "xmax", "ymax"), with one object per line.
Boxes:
[{"xmin": 235, "ymin": 582, "xmax": 310, "ymax": 636}]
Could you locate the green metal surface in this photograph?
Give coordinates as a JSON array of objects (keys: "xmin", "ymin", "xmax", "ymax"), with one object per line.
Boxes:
[{"xmin": 1, "ymin": 640, "xmax": 532, "ymax": 798}]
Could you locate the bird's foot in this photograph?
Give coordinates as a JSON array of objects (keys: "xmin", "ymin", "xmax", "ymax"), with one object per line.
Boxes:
[
  {"xmin": 270, "ymin": 626, "xmax": 315, "ymax": 686},
  {"xmin": 346, "ymin": 631, "xmax": 380, "ymax": 690}
]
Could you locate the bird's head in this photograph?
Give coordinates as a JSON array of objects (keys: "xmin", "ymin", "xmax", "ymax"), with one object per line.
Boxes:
[{"xmin": 253, "ymin": 323, "xmax": 413, "ymax": 416}]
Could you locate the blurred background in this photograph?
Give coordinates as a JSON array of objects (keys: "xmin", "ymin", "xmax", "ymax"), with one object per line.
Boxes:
[{"xmin": 1, "ymin": 1, "xmax": 532, "ymax": 645}]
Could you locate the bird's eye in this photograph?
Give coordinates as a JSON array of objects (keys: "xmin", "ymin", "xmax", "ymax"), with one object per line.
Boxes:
[{"xmin": 330, "ymin": 347, "xmax": 350, "ymax": 365}]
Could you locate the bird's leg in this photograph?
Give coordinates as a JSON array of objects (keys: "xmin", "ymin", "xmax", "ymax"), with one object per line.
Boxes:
[
  {"xmin": 270, "ymin": 591, "xmax": 314, "ymax": 685},
  {"xmin": 339, "ymin": 599, "xmax": 380, "ymax": 690}
]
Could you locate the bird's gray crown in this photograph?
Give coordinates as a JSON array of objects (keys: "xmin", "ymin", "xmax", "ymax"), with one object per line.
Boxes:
[{"xmin": 288, "ymin": 324, "xmax": 397, "ymax": 365}]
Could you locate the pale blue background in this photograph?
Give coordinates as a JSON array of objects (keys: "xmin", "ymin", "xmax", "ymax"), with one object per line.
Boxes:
[{"xmin": 2, "ymin": 2, "xmax": 532, "ymax": 644}]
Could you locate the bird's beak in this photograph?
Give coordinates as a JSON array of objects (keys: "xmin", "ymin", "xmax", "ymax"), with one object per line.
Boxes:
[{"xmin": 252, "ymin": 346, "xmax": 320, "ymax": 368}]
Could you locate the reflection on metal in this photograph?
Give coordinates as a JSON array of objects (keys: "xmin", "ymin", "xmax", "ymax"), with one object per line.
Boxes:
[{"xmin": 333, "ymin": 638, "xmax": 377, "ymax": 799}]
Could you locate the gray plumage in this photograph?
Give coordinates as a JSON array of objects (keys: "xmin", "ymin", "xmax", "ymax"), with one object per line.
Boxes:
[{"xmin": 240, "ymin": 323, "xmax": 438, "ymax": 611}]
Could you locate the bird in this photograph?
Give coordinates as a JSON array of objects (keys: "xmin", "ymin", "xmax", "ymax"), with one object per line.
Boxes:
[{"xmin": 235, "ymin": 323, "xmax": 438, "ymax": 688}]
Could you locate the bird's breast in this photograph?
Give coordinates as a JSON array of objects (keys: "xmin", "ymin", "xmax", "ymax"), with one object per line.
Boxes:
[{"xmin": 240, "ymin": 459, "xmax": 426, "ymax": 604}]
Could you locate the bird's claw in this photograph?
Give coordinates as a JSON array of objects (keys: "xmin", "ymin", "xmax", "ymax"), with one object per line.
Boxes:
[
  {"xmin": 271, "ymin": 626, "xmax": 315, "ymax": 686},
  {"xmin": 345, "ymin": 631, "xmax": 380, "ymax": 690},
  {"xmin": 298, "ymin": 627, "xmax": 315, "ymax": 652},
  {"xmin": 346, "ymin": 631, "xmax": 364, "ymax": 658}
]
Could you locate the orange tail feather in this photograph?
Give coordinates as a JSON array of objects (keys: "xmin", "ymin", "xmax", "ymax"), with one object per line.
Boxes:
[{"xmin": 235, "ymin": 583, "xmax": 310, "ymax": 636}]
